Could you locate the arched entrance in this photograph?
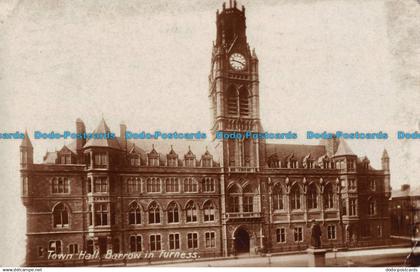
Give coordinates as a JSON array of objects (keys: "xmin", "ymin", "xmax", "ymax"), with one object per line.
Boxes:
[{"xmin": 234, "ymin": 228, "xmax": 250, "ymax": 254}]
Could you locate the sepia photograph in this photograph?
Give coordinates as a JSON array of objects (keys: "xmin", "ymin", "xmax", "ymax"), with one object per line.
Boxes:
[{"xmin": 0, "ymin": 0, "xmax": 419, "ymax": 269}]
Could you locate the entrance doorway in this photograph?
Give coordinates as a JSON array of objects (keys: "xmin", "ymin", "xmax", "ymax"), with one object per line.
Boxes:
[
  {"xmin": 98, "ymin": 237, "xmax": 107, "ymax": 255},
  {"xmin": 234, "ymin": 228, "xmax": 250, "ymax": 254}
]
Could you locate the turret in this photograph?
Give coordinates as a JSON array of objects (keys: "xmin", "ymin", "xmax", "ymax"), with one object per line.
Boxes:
[
  {"xmin": 381, "ymin": 149, "xmax": 390, "ymax": 172},
  {"xmin": 381, "ymin": 149, "xmax": 391, "ymax": 197},
  {"xmin": 20, "ymin": 131, "xmax": 33, "ymax": 168}
]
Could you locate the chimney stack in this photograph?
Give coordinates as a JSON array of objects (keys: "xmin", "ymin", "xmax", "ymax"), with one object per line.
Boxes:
[{"xmin": 120, "ymin": 122, "xmax": 127, "ymax": 151}]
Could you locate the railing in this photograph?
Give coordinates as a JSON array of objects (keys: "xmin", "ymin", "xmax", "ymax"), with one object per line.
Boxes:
[
  {"xmin": 226, "ymin": 212, "xmax": 262, "ymax": 219},
  {"xmin": 227, "ymin": 167, "xmax": 257, "ymax": 173}
]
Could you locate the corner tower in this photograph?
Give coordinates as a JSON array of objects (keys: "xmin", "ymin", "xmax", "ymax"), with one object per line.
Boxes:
[{"xmin": 209, "ymin": 1, "xmax": 262, "ymax": 169}]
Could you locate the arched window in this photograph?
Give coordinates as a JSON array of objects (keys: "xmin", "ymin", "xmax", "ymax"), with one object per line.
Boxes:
[
  {"xmin": 128, "ymin": 202, "xmax": 141, "ymax": 225},
  {"xmin": 146, "ymin": 178, "xmax": 161, "ymax": 193},
  {"xmin": 227, "ymin": 184, "xmax": 241, "ymax": 212},
  {"xmin": 184, "ymin": 178, "xmax": 198, "ymax": 193},
  {"xmin": 324, "ymin": 184, "xmax": 334, "ymax": 209},
  {"xmin": 307, "ymin": 184, "xmax": 318, "ymax": 209},
  {"xmin": 272, "ymin": 184, "xmax": 284, "ymax": 210},
  {"xmin": 239, "ymin": 87, "xmax": 249, "ymax": 116},
  {"xmin": 167, "ymin": 202, "xmax": 179, "ymax": 223},
  {"xmin": 227, "ymin": 86, "xmax": 238, "ymax": 115},
  {"xmin": 53, "ymin": 203, "xmax": 69, "ymax": 228},
  {"xmin": 203, "ymin": 201, "xmax": 216, "ymax": 222},
  {"xmin": 148, "ymin": 202, "xmax": 160, "ymax": 224},
  {"xmin": 290, "ymin": 184, "xmax": 301, "ymax": 210},
  {"xmin": 186, "ymin": 202, "xmax": 198, "ymax": 222}
]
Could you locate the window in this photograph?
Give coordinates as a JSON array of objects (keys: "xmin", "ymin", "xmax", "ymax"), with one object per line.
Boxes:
[
  {"xmin": 146, "ymin": 178, "xmax": 161, "ymax": 193},
  {"xmin": 94, "ymin": 204, "xmax": 108, "ymax": 226},
  {"xmin": 130, "ymin": 155, "xmax": 140, "ymax": 167},
  {"xmin": 348, "ymin": 160, "xmax": 355, "ymax": 170},
  {"xmin": 94, "ymin": 177, "xmax": 108, "ymax": 193},
  {"xmin": 128, "ymin": 203, "xmax": 141, "ymax": 225},
  {"xmin": 243, "ymin": 196, "xmax": 253, "ymax": 212},
  {"xmin": 148, "ymin": 158, "xmax": 159, "ymax": 166},
  {"xmin": 342, "ymin": 199, "xmax": 347, "ymax": 215},
  {"xmin": 228, "ymin": 196, "xmax": 240, "ymax": 212},
  {"xmin": 327, "ymin": 225, "xmax": 336, "ymax": 240},
  {"xmin": 130, "ymin": 235, "xmax": 142, "ymax": 252},
  {"xmin": 227, "ymin": 86, "xmax": 238, "ymax": 115},
  {"xmin": 52, "ymin": 177, "xmax": 69, "ymax": 194},
  {"xmin": 324, "ymin": 184, "xmax": 334, "ymax": 209},
  {"xmin": 202, "ymin": 158, "xmax": 212, "ymax": 167},
  {"xmin": 68, "ymin": 244, "xmax": 79, "ymax": 254},
  {"xmin": 294, "ymin": 227, "xmax": 303, "ymax": 242},
  {"xmin": 205, "ymin": 232, "xmax": 216, "ymax": 248},
  {"xmin": 127, "ymin": 177, "xmax": 141, "ymax": 193},
  {"xmin": 348, "ymin": 179, "xmax": 357, "ymax": 190},
  {"xmin": 184, "ymin": 178, "xmax": 198, "ymax": 193},
  {"xmin": 165, "ymin": 178, "xmax": 179, "ymax": 193},
  {"xmin": 289, "ymin": 160, "xmax": 297, "ymax": 168},
  {"xmin": 149, "ymin": 235, "xmax": 161, "ymax": 251},
  {"xmin": 38, "ymin": 247, "xmax": 44, "ymax": 257},
  {"xmin": 203, "ymin": 178, "xmax": 215, "ymax": 192},
  {"xmin": 169, "ymin": 233, "xmax": 180, "ymax": 250},
  {"xmin": 186, "ymin": 202, "xmax": 198, "ymax": 222},
  {"xmin": 239, "ymin": 87, "xmax": 249, "ymax": 116},
  {"xmin": 53, "ymin": 203, "xmax": 69, "ymax": 228},
  {"xmin": 94, "ymin": 153, "xmax": 107, "ymax": 168},
  {"xmin": 369, "ymin": 200, "xmax": 376, "ymax": 216},
  {"xmin": 273, "ymin": 185, "xmax": 284, "ymax": 210},
  {"xmin": 369, "ymin": 180, "xmax": 376, "ymax": 191},
  {"xmin": 276, "ymin": 228, "xmax": 286, "ymax": 243},
  {"xmin": 291, "ymin": 185, "xmax": 301, "ymax": 210},
  {"xmin": 349, "ymin": 199, "xmax": 357, "ymax": 216},
  {"xmin": 48, "ymin": 241, "xmax": 62, "ymax": 254},
  {"xmin": 167, "ymin": 202, "xmax": 179, "ymax": 223},
  {"xmin": 185, "ymin": 158, "xmax": 195, "ymax": 167},
  {"xmin": 22, "ymin": 177, "xmax": 28, "ymax": 196},
  {"xmin": 60, "ymin": 155, "xmax": 71, "ymax": 165},
  {"xmin": 203, "ymin": 201, "xmax": 215, "ymax": 222},
  {"xmin": 377, "ymin": 225, "xmax": 383, "ymax": 237},
  {"xmin": 187, "ymin": 233, "xmax": 198, "ymax": 249},
  {"xmin": 307, "ymin": 185, "xmax": 318, "ymax": 209},
  {"xmin": 148, "ymin": 202, "xmax": 160, "ymax": 224}
]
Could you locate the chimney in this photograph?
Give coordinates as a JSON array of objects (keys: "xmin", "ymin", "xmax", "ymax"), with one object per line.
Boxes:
[
  {"xmin": 320, "ymin": 135, "xmax": 339, "ymax": 157},
  {"xmin": 76, "ymin": 118, "xmax": 86, "ymax": 152},
  {"xmin": 120, "ymin": 122, "xmax": 127, "ymax": 151},
  {"xmin": 401, "ymin": 184, "xmax": 410, "ymax": 191}
]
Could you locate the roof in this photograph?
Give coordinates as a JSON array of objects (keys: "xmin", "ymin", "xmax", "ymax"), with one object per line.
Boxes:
[
  {"xmin": 265, "ymin": 143, "xmax": 326, "ymax": 163},
  {"xmin": 43, "ymin": 151, "xmax": 58, "ymax": 164},
  {"xmin": 20, "ymin": 131, "xmax": 33, "ymax": 148},
  {"xmin": 334, "ymin": 140, "xmax": 355, "ymax": 156},
  {"xmin": 392, "ymin": 186, "xmax": 420, "ymax": 198},
  {"xmin": 84, "ymin": 118, "xmax": 121, "ymax": 150}
]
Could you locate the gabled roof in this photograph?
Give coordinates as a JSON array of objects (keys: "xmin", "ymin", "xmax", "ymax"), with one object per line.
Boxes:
[
  {"xmin": 334, "ymin": 140, "xmax": 355, "ymax": 156},
  {"xmin": 84, "ymin": 118, "xmax": 121, "ymax": 149},
  {"xmin": 266, "ymin": 144, "xmax": 326, "ymax": 164}
]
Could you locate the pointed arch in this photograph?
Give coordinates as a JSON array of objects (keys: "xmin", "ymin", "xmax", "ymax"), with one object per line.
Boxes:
[
  {"xmin": 52, "ymin": 202, "xmax": 69, "ymax": 228},
  {"xmin": 203, "ymin": 199, "xmax": 216, "ymax": 222},
  {"xmin": 290, "ymin": 183, "xmax": 302, "ymax": 210},
  {"xmin": 148, "ymin": 201, "xmax": 161, "ymax": 224},
  {"xmin": 272, "ymin": 183, "xmax": 285, "ymax": 210},
  {"xmin": 128, "ymin": 201, "xmax": 142, "ymax": 225},
  {"xmin": 185, "ymin": 200, "xmax": 198, "ymax": 222},
  {"xmin": 167, "ymin": 201, "xmax": 180, "ymax": 223},
  {"xmin": 307, "ymin": 183, "xmax": 319, "ymax": 209},
  {"xmin": 324, "ymin": 183, "xmax": 334, "ymax": 209}
]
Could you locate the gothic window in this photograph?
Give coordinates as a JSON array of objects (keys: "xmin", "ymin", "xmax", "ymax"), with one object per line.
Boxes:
[
  {"xmin": 272, "ymin": 184, "xmax": 284, "ymax": 210},
  {"xmin": 324, "ymin": 184, "xmax": 334, "ymax": 209},
  {"xmin": 130, "ymin": 235, "xmax": 142, "ymax": 252},
  {"xmin": 203, "ymin": 201, "xmax": 216, "ymax": 222},
  {"xmin": 307, "ymin": 184, "xmax": 318, "ymax": 209},
  {"xmin": 167, "ymin": 202, "xmax": 179, "ymax": 223},
  {"xmin": 149, "ymin": 234, "xmax": 161, "ymax": 251},
  {"xmin": 127, "ymin": 177, "xmax": 141, "ymax": 193},
  {"xmin": 186, "ymin": 202, "xmax": 198, "ymax": 222},
  {"xmin": 165, "ymin": 178, "xmax": 179, "ymax": 193},
  {"xmin": 128, "ymin": 202, "xmax": 141, "ymax": 225},
  {"xmin": 227, "ymin": 86, "xmax": 238, "ymax": 115},
  {"xmin": 94, "ymin": 204, "xmax": 108, "ymax": 226},
  {"xmin": 48, "ymin": 241, "xmax": 62, "ymax": 254},
  {"xmin": 53, "ymin": 203, "xmax": 69, "ymax": 228},
  {"xmin": 184, "ymin": 178, "xmax": 198, "ymax": 193},
  {"xmin": 146, "ymin": 178, "xmax": 161, "ymax": 193},
  {"xmin": 148, "ymin": 202, "xmax": 160, "ymax": 224},
  {"xmin": 203, "ymin": 178, "xmax": 215, "ymax": 192},
  {"xmin": 52, "ymin": 177, "xmax": 70, "ymax": 194},
  {"xmin": 94, "ymin": 177, "xmax": 108, "ymax": 193},
  {"xmin": 239, "ymin": 87, "xmax": 249, "ymax": 116},
  {"xmin": 243, "ymin": 196, "xmax": 253, "ymax": 212},
  {"xmin": 290, "ymin": 184, "xmax": 301, "ymax": 210}
]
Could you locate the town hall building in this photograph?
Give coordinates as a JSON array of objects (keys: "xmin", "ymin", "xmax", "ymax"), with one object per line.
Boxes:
[{"xmin": 20, "ymin": 1, "xmax": 392, "ymax": 266}]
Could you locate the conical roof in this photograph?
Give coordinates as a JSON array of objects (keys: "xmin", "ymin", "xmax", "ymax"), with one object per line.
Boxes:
[
  {"xmin": 334, "ymin": 140, "xmax": 355, "ymax": 156},
  {"xmin": 20, "ymin": 131, "xmax": 33, "ymax": 148},
  {"xmin": 84, "ymin": 118, "xmax": 121, "ymax": 149}
]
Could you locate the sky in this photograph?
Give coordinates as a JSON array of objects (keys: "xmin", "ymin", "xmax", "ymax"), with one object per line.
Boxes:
[{"xmin": 0, "ymin": 0, "xmax": 419, "ymax": 266}]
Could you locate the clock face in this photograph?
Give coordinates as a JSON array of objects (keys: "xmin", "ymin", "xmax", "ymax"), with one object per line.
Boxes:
[{"xmin": 229, "ymin": 53, "xmax": 246, "ymax": 71}]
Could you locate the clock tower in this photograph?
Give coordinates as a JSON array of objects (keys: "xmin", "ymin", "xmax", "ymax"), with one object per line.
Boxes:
[{"xmin": 209, "ymin": 1, "xmax": 263, "ymax": 170}]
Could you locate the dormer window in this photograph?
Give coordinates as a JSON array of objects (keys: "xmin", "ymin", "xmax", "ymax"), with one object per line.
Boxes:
[
  {"xmin": 168, "ymin": 158, "xmax": 177, "ymax": 167},
  {"xmin": 130, "ymin": 155, "xmax": 140, "ymax": 167},
  {"xmin": 60, "ymin": 155, "xmax": 72, "ymax": 164},
  {"xmin": 289, "ymin": 160, "xmax": 297, "ymax": 169},
  {"xmin": 202, "ymin": 158, "xmax": 211, "ymax": 167},
  {"xmin": 185, "ymin": 158, "xmax": 195, "ymax": 167}
]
